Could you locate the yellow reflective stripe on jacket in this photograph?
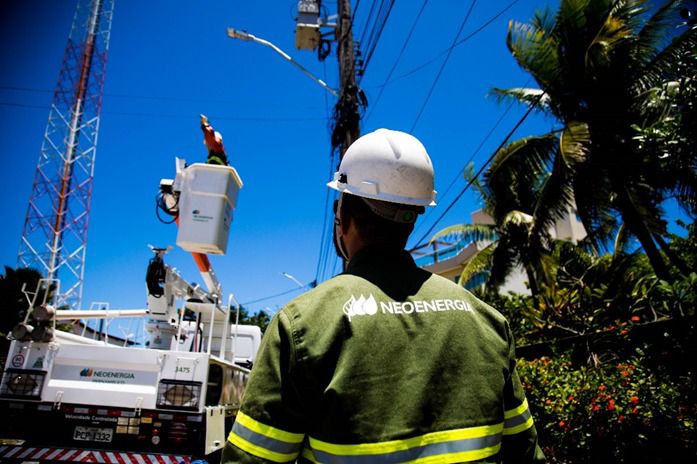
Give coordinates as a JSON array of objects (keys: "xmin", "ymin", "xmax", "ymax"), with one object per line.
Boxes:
[
  {"xmin": 307, "ymin": 423, "xmax": 503, "ymax": 463},
  {"xmin": 503, "ymin": 398, "xmax": 534, "ymax": 435},
  {"xmin": 228, "ymin": 411, "xmax": 305, "ymax": 463}
]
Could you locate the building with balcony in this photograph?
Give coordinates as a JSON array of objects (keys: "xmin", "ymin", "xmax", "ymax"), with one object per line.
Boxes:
[{"xmin": 412, "ymin": 207, "xmax": 586, "ymax": 295}]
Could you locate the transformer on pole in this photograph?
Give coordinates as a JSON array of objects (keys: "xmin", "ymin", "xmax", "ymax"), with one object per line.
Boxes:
[{"xmin": 18, "ymin": 0, "xmax": 114, "ymax": 309}]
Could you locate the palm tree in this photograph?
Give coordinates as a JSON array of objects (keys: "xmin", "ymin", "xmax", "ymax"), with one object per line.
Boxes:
[
  {"xmin": 493, "ymin": 0, "xmax": 697, "ymax": 280},
  {"xmin": 431, "ymin": 160, "xmax": 556, "ymax": 299}
]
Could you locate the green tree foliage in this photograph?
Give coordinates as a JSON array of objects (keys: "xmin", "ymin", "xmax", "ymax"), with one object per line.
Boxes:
[
  {"xmin": 431, "ymin": 162, "xmax": 556, "ymax": 299},
  {"xmin": 489, "ymin": 220, "xmax": 697, "ymax": 461},
  {"xmin": 494, "ymin": 0, "xmax": 697, "ymax": 280},
  {"xmin": 0, "ymin": 266, "xmax": 53, "ymax": 336},
  {"xmin": 229, "ymin": 305, "xmax": 271, "ymax": 333},
  {"xmin": 518, "ymin": 353, "xmax": 696, "ymax": 463},
  {"xmin": 488, "ymin": 226, "xmax": 696, "ymax": 346}
]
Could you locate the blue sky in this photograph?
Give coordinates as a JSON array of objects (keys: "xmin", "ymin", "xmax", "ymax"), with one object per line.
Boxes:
[{"xmin": 3, "ymin": 0, "xmax": 684, "ymax": 328}]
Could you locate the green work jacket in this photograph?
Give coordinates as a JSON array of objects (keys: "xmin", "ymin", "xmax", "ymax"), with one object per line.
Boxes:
[{"xmin": 222, "ymin": 247, "xmax": 545, "ymax": 463}]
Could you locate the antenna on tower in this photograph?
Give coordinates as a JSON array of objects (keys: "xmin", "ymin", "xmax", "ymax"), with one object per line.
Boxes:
[{"xmin": 18, "ymin": 0, "xmax": 114, "ymax": 309}]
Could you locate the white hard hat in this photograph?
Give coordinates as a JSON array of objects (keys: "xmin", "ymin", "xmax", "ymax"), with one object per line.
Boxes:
[{"xmin": 327, "ymin": 128, "xmax": 437, "ymax": 206}]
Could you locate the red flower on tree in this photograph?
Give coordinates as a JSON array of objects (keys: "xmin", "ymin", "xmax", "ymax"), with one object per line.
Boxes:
[{"xmin": 608, "ymin": 399, "xmax": 616, "ymax": 411}]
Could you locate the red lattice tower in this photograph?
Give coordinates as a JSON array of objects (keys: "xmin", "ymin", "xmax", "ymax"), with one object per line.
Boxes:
[{"xmin": 18, "ymin": 0, "xmax": 114, "ymax": 309}]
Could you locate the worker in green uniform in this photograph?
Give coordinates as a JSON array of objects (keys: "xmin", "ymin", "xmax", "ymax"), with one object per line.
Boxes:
[{"xmin": 222, "ymin": 129, "xmax": 545, "ymax": 463}]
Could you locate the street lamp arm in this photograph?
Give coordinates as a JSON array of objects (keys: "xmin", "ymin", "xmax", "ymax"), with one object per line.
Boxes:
[
  {"xmin": 227, "ymin": 27, "xmax": 339, "ymax": 98},
  {"xmin": 281, "ymin": 272, "xmax": 305, "ymax": 288}
]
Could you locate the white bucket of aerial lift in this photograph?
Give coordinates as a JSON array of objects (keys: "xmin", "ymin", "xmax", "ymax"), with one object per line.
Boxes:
[{"xmin": 175, "ymin": 162, "xmax": 243, "ymax": 254}]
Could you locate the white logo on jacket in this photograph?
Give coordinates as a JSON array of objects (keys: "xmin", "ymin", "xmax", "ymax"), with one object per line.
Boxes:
[
  {"xmin": 343, "ymin": 294, "xmax": 378, "ymax": 321},
  {"xmin": 342, "ymin": 294, "xmax": 474, "ymax": 322}
]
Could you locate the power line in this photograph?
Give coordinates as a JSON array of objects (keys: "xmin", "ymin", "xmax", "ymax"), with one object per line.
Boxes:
[
  {"xmin": 411, "ymin": 77, "xmax": 532, "ymax": 239},
  {"xmin": 352, "ymin": 0, "xmax": 362, "ymax": 21},
  {"xmin": 378, "ymin": 0, "xmax": 520, "ymax": 90},
  {"xmin": 411, "ymin": 98, "xmax": 516, "ymax": 239},
  {"xmin": 0, "ymin": 84, "xmax": 249, "ymax": 106},
  {"xmin": 410, "ymin": 92, "xmax": 545, "ymax": 248},
  {"xmin": 359, "ymin": 0, "xmax": 395, "ymax": 78},
  {"xmin": 410, "ymin": 0, "xmax": 478, "ymax": 132},
  {"xmin": 315, "ymin": 147, "xmax": 339, "ymax": 284},
  {"xmin": 0, "ymin": 101, "xmax": 326, "ymax": 122},
  {"xmin": 364, "ymin": 0, "xmax": 430, "ymax": 124},
  {"xmin": 240, "ymin": 286, "xmax": 305, "ymax": 306}
]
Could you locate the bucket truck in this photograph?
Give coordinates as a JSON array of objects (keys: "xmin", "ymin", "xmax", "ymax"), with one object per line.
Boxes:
[{"xmin": 0, "ymin": 160, "xmax": 260, "ymax": 464}]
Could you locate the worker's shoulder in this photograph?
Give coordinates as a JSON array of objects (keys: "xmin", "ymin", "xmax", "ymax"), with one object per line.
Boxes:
[
  {"xmin": 424, "ymin": 272, "xmax": 508, "ymax": 325},
  {"xmin": 276, "ymin": 274, "xmax": 358, "ymax": 316}
]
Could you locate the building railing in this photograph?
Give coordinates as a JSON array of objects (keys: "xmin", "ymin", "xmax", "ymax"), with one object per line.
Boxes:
[{"xmin": 411, "ymin": 238, "xmax": 474, "ymax": 268}]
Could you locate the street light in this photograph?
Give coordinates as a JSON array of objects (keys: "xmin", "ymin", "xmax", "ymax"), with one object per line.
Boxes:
[
  {"xmin": 281, "ymin": 272, "xmax": 305, "ymax": 288},
  {"xmin": 226, "ymin": 27, "xmax": 339, "ymax": 97}
]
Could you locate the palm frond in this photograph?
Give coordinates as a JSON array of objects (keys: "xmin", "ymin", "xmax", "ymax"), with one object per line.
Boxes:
[
  {"xmin": 507, "ymin": 20, "xmax": 560, "ymax": 89},
  {"xmin": 488, "ymin": 235, "xmax": 518, "ymax": 290},
  {"xmin": 572, "ymin": 167, "xmax": 619, "ymax": 252},
  {"xmin": 486, "ymin": 133, "xmax": 558, "ymax": 220},
  {"xmin": 560, "ymin": 120, "xmax": 590, "ymax": 165},
  {"xmin": 531, "ymin": 6, "xmax": 557, "ymax": 35},
  {"xmin": 490, "ymin": 87, "xmax": 552, "ymax": 113},
  {"xmin": 585, "ymin": 6, "xmax": 636, "ymax": 70},
  {"xmin": 556, "ymin": 0, "xmax": 592, "ymax": 42},
  {"xmin": 633, "ymin": 19, "xmax": 697, "ymax": 92},
  {"xmin": 487, "ymin": 133, "xmax": 557, "ymax": 186},
  {"xmin": 633, "ymin": 0, "xmax": 681, "ymax": 66},
  {"xmin": 502, "ymin": 210, "xmax": 535, "ymax": 228},
  {"xmin": 458, "ymin": 243, "xmax": 496, "ymax": 287},
  {"xmin": 462, "ymin": 161, "xmax": 488, "ymax": 203},
  {"xmin": 430, "ymin": 223, "xmax": 497, "ymax": 246},
  {"xmin": 613, "ymin": 223, "xmax": 631, "ymax": 257},
  {"xmin": 531, "ymin": 121, "xmax": 589, "ymax": 237}
]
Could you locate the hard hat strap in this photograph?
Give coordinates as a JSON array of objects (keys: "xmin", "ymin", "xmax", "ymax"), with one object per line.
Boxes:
[
  {"xmin": 361, "ymin": 197, "xmax": 424, "ymax": 224},
  {"xmin": 333, "ymin": 194, "xmax": 350, "ymax": 261}
]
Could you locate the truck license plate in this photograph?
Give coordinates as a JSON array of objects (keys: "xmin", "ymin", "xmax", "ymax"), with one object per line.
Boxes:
[{"xmin": 73, "ymin": 426, "xmax": 113, "ymax": 443}]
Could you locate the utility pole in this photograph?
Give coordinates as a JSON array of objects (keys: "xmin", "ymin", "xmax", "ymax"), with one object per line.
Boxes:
[
  {"xmin": 331, "ymin": 0, "xmax": 361, "ymax": 158},
  {"xmin": 294, "ymin": 0, "xmax": 362, "ymax": 158},
  {"xmin": 294, "ymin": 0, "xmax": 363, "ymax": 271}
]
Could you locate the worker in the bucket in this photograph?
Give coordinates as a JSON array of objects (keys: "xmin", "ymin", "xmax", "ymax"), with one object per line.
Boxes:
[{"xmin": 200, "ymin": 114, "xmax": 228, "ymax": 166}]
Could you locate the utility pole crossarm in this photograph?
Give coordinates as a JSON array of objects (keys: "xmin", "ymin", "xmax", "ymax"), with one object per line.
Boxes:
[{"xmin": 227, "ymin": 27, "xmax": 339, "ymax": 97}]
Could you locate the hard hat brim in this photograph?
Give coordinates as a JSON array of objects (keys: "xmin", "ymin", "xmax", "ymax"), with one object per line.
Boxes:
[{"xmin": 327, "ymin": 179, "xmax": 436, "ymax": 207}]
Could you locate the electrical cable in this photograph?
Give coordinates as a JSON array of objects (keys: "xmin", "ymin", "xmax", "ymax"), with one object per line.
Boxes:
[
  {"xmin": 353, "ymin": 0, "xmax": 362, "ymax": 22},
  {"xmin": 378, "ymin": 0, "xmax": 520, "ymax": 89},
  {"xmin": 316, "ymin": 148, "xmax": 339, "ymax": 283},
  {"xmin": 410, "ymin": 91, "xmax": 545, "ymax": 249},
  {"xmin": 240, "ymin": 286, "xmax": 306, "ymax": 306},
  {"xmin": 0, "ymin": 101, "xmax": 326, "ymax": 122},
  {"xmin": 357, "ymin": 0, "xmax": 380, "ymax": 49},
  {"xmin": 313, "ymin": 59, "xmax": 339, "ymax": 286},
  {"xmin": 364, "ymin": 0, "xmax": 430, "ymax": 124},
  {"xmin": 360, "ymin": 0, "xmax": 395, "ymax": 79},
  {"xmin": 315, "ymin": 156, "xmax": 335, "ymax": 283},
  {"xmin": 155, "ymin": 192, "xmax": 178, "ymax": 225},
  {"xmin": 0, "ymin": 84, "xmax": 247, "ymax": 106},
  {"xmin": 410, "ymin": 0, "xmax": 478, "ymax": 132},
  {"xmin": 411, "ymin": 98, "xmax": 516, "ymax": 239}
]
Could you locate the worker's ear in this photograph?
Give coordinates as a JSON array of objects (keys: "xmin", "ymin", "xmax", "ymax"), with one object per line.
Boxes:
[{"xmin": 339, "ymin": 205, "xmax": 354, "ymax": 236}]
